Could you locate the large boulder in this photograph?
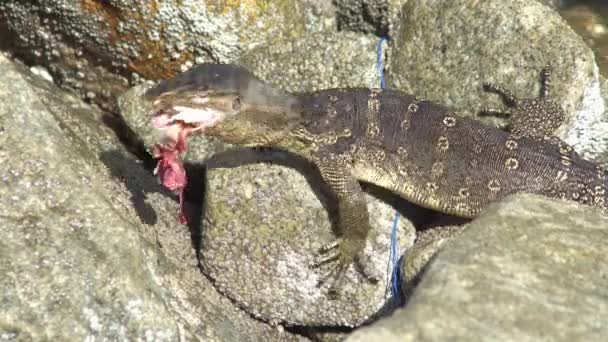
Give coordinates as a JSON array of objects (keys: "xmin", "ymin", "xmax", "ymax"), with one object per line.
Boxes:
[
  {"xmin": 0, "ymin": 0, "xmax": 327, "ymax": 110},
  {"xmin": 388, "ymin": 0, "xmax": 608, "ymax": 163},
  {"xmin": 348, "ymin": 194, "xmax": 608, "ymax": 341},
  {"xmin": 0, "ymin": 53, "xmax": 303, "ymax": 341}
]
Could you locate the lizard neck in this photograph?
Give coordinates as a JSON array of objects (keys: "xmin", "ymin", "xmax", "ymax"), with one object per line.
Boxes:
[
  {"xmin": 268, "ymin": 94, "xmax": 332, "ymax": 156},
  {"xmin": 207, "ymin": 92, "xmax": 312, "ymax": 150},
  {"xmin": 204, "ymin": 89, "xmax": 321, "ymax": 159}
]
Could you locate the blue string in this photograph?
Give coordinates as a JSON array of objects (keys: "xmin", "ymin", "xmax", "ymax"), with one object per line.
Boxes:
[
  {"xmin": 376, "ymin": 37, "xmax": 387, "ymax": 89},
  {"xmin": 376, "ymin": 36, "xmax": 401, "ymax": 301}
]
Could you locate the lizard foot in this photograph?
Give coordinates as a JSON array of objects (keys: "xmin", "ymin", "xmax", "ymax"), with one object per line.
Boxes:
[
  {"xmin": 479, "ymin": 65, "xmax": 565, "ymax": 139},
  {"xmin": 310, "ymin": 237, "xmax": 378, "ymax": 298}
]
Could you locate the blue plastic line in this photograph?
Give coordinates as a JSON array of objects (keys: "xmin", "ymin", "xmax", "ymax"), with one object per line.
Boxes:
[
  {"xmin": 376, "ymin": 36, "xmax": 401, "ymax": 301},
  {"xmin": 376, "ymin": 37, "xmax": 387, "ymax": 89},
  {"xmin": 390, "ymin": 211, "xmax": 400, "ymax": 297}
]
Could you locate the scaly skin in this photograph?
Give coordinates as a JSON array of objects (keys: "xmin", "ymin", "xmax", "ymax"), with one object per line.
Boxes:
[{"xmin": 144, "ymin": 64, "xmax": 608, "ymax": 296}]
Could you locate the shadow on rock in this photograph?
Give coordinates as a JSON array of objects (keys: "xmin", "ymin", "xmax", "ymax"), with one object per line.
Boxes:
[
  {"xmin": 99, "ymin": 150, "xmax": 160, "ymax": 226},
  {"xmin": 98, "ymin": 150, "xmax": 207, "ymax": 254},
  {"xmin": 99, "ymin": 110, "xmax": 208, "ymax": 254}
]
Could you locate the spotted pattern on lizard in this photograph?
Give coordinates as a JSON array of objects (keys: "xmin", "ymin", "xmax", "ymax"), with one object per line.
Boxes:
[{"xmin": 144, "ymin": 63, "xmax": 608, "ymax": 297}]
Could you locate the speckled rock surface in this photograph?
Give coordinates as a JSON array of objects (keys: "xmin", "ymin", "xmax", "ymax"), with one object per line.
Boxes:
[
  {"xmin": 388, "ymin": 0, "xmax": 608, "ymax": 162},
  {"xmin": 201, "ymin": 161, "xmax": 415, "ymax": 326},
  {"xmin": 334, "ymin": 0, "xmax": 408, "ymax": 36},
  {"xmin": 240, "ymin": 31, "xmax": 382, "ymax": 93},
  {"xmin": 0, "ymin": 54, "xmax": 304, "ymax": 341},
  {"xmin": 399, "ymin": 224, "xmax": 466, "ymax": 296},
  {"xmin": 347, "ymin": 194, "xmax": 608, "ymax": 341},
  {"xmin": 0, "ymin": 0, "xmax": 325, "ymax": 110}
]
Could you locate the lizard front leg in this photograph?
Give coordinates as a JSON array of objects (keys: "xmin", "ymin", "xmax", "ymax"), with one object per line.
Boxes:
[
  {"xmin": 311, "ymin": 153, "xmax": 374, "ymax": 297},
  {"xmin": 479, "ymin": 66, "xmax": 580, "ymax": 158},
  {"xmin": 480, "ymin": 66, "xmax": 565, "ymax": 140}
]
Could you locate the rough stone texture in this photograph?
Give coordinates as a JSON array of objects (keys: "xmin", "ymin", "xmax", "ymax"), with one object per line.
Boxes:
[
  {"xmin": 0, "ymin": 0, "xmax": 325, "ymax": 111},
  {"xmin": 388, "ymin": 0, "xmax": 608, "ymax": 162},
  {"xmin": 334, "ymin": 0, "xmax": 408, "ymax": 36},
  {"xmin": 399, "ymin": 224, "xmax": 467, "ymax": 296},
  {"xmin": 347, "ymin": 194, "xmax": 608, "ymax": 341},
  {"xmin": 202, "ymin": 161, "xmax": 415, "ymax": 326},
  {"xmin": 299, "ymin": 0, "xmax": 338, "ymax": 30},
  {"xmin": 0, "ymin": 54, "xmax": 304, "ymax": 341},
  {"xmin": 240, "ymin": 31, "xmax": 383, "ymax": 93}
]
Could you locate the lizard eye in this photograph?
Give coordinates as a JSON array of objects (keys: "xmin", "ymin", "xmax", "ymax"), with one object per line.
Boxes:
[{"xmin": 232, "ymin": 97, "xmax": 241, "ymax": 111}]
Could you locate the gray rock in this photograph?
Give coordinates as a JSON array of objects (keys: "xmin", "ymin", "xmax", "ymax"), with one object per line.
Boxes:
[
  {"xmin": 240, "ymin": 31, "xmax": 383, "ymax": 92},
  {"xmin": 347, "ymin": 194, "xmax": 608, "ymax": 341},
  {"xmin": 334, "ymin": 0, "xmax": 409, "ymax": 36},
  {"xmin": 201, "ymin": 160, "xmax": 415, "ymax": 326},
  {"xmin": 388, "ymin": 0, "xmax": 608, "ymax": 161},
  {"xmin": 0, "ymin": 54, "xmax": 303, "ymax": 341},
  {"xmin": 399, "ymin": 224, "xmax": 467, "ymax": 297},
  {"xmin": 0, "ymin": 0, "xmax": 322, "ymax": 110},
  {"xmin": 298, "ymin": 0, "xmax": 339, "ymax": 32}
]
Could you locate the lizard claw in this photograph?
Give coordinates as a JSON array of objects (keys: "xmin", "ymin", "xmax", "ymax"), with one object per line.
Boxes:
[
  {"xmin": 309, "ymin": 238, "xmax": 350, "ymax": 298},
  {"xmin": 318, "ymin": 238, "xmax": 342, "ymax": 254},
  {"xmin": 310, "ymin": 250, "xmax": 340, "ymax": 268},
  {"xmin": 310, "ymin": 238, "xmax": 342, "ymax": 270},
  {"xmin": 310, "ymin": 237, "xmax": 377, "ymax": 298}
]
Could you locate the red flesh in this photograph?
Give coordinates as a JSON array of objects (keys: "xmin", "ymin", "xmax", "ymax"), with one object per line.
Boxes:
[{"xmin": 152, "ymin": 124, "xmax": 190, "ymax": 225}]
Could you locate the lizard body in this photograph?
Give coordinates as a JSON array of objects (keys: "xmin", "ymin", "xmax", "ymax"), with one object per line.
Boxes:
[
  {"xmin": 294, "ymin": 88, "xmax": 606, "ymax": 217},
  {"xmin": 145, "ymin": 64, "xmax": 607, "ymax": 295}
]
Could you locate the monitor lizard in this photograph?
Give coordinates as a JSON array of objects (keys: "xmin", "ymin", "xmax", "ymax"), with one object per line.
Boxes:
[{"xmin": 143, "ymin": 63, "xmax": 607, "ymax": 296}]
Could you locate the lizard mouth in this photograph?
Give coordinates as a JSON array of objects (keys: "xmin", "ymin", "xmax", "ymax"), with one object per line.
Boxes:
[
  {"xmin": 151, "ymin": 106, "xmax": 223, "ymax": 150},
  {"xmin": 149, "ymin": 105, "xmax": 225, "ymax": 225}
]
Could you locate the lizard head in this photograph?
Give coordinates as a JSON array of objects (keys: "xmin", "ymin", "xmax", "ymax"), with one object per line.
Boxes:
[{"xmin": 144, "ymin": 63, "xmax": 301, "ymax": 149}]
